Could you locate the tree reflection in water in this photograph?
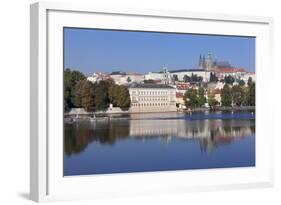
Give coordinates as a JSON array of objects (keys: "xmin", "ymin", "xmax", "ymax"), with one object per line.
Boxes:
[{"xmin": 64, "ymin": 112, "xmax": 255, "ymax": 156}]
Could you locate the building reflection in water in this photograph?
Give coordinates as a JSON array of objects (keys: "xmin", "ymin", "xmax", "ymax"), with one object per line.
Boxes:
[
  {"xmin": 128, "ymin": 118, "xmax": 254, "ymax": 153},
  {"xmin": 64, "ymin": 113, "xmax": 255, "ymax": 156}
]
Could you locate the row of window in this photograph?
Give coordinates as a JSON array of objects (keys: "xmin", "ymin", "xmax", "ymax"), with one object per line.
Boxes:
[
  {"xmin": 131, "ymin": 103, "xmax": 169, "ymax": 107},
  {"xmin": 132, "ymin": 97, "xmax": 169, "ymax": 102},
  {"xmin": 132, "ymin": 90, "xmax": 174, "ymax": 95}
]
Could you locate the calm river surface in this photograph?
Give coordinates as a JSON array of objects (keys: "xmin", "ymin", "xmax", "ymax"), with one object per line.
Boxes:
[{"xmin": 64, "ymin": 111, "xmax": 255, "ymax": 176}]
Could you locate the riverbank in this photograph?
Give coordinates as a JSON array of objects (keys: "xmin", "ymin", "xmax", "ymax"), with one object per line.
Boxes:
[
  {"xmin": 186, "ymin": 106, "xmax": 255, "ymax": 113},
  {"xmin": 64, "ymin": 106, "xmax": 255, "ymax": 123}
]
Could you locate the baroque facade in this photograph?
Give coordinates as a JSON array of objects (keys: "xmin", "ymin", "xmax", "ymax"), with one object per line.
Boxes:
[{"xmin": 129, "ymin": 83, "xmax": 177, "ymax": 113}]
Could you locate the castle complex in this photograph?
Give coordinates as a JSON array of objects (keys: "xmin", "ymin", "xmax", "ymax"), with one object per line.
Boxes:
[
  {"xmin": 87, "ymin": 52, "xmax": 255, "ymax": 113},
  {"xmin": 198, "ymin": 52, "xmax": 234, "ymax": 71}
]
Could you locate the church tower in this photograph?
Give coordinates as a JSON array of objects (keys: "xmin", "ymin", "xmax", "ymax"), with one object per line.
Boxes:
[
  {"xmin": 206, "ymin": 52, "xmax": 213, "ymax": 71},
  {"xmin": 198, "ymin": 55, "xmax": 203, "ymax": 69},
  {"xmin": 202, "ymin": 55, "xmax": 206, "ymax": 70},
  {"xmin": 162, "ymin": 66, "xmax": 169, "ymax": 85}
]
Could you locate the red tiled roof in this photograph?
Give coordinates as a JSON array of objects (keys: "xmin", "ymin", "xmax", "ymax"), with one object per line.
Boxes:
[
  {"xmin": 215, "ymin": 68, "xmax": 247, "ymax": 73},
  {"xmin": 235, "ymin": 68, "xmax": 247, "ymax": 72},
  {"xmin": 176, "ymin": 92, "xmax": 184, "ymax": 98},
  {"xmin": 176, "ymin": 83, "xmax": 190, "ymax": 90}
]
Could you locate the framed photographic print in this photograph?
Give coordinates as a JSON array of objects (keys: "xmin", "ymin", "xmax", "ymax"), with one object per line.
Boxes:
[{"xmin": 30, "ymin": 2, "xmax": 274, "ymax": 202}]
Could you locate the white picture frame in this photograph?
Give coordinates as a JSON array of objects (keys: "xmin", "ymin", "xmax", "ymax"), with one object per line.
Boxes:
[{"xmin": 30, "ymin": 2, "xmax": 274, "ymax": 202}]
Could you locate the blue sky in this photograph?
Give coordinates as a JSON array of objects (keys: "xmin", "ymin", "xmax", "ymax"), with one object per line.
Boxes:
[{"xmin": 64, "ymin": 28, "xmax": 255, "ymax": 75}]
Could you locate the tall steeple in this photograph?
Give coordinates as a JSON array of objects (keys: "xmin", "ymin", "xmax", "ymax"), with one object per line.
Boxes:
[
  {"xmin": 198, "ymin": 55, "xmax": 202, "ymax": 69},
  {"xmin": 202, "ymin": 55, "xmax": 206, "ymax": 70}
]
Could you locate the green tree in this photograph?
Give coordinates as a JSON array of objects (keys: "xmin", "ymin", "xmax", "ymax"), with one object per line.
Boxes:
[
  {"xmin": 183, "ymin": 75, "xmax": 191, "ymax": 82},
  {"xmin": 108, "ymin": 84, "xmax": 131, "ymax": 108},
  {"xmin": 73, "ymin": 82, "xmax": 82, "ymax": 108},
  {"xmin": 247, "ymin": 77, "xmax": 253, "ymax": 86},
  {"xmin": 126, "ymin": 76, "xmax": 131, "ymax": 83},
  {"xmin": 64, "ymin": 69, "xmax": 74, "ymax": 111},
  {"xmin": 117, "ymin": 85, "xmax": 131, "ymax": 108},
  {"xmin": 183, "ymin": 88, "xmax": 198, "ymax": 108},
  {"xmin": 231, "ymin": 85, "xmax": 245, "ymax": 106},
  {"xmin": 108, "ymin": 84, "xmax": 120, "ymax": 107},
  {"xmin": 94, "ymin": 81, "xmax": 110, "ymax": 110},
  {"xmin": 246, "ymin": 82, "xmax": 255, "ymax": 106},
  {"xmin": 198, "ymin": 76, "xmax": 203, "ymax": 83},
  {"xmin": 209, "ymin": 72, "xmax": 218, "ymax": 82},
  {"xmin": 63, "ymin": 68, "xmax": 85, "ymax": 111},
  {"xmin": 238, "ymin": 79, "xmax": 245, "ymax": 86},
  {"xmin": 144, "ymin": 79, "xmax": 156, "ymax": 84},
  {"xmin": 224, "ymin": 75, "xmax": 235, "ymax": 85},
  {"xmin": 198, "ymin": 87, "xmax": 206, "ymax": 107},
  {"xmin": 221, "ymin": 84, "xmax": 232, "ymax": 107},
  {"xmin": 207, "ymin": 92, "xmax": 218, "ymax": 108},
  {"xmin": 64, "ymin": 89, "xmax": 71, "ymax": 111},
  {"xmin": 172, "ymin": 74, "xmax": 179, "ymax": 82},
  {"xmin": 74, "ymin": 79, "xmax": 95, "ymax": 111}
]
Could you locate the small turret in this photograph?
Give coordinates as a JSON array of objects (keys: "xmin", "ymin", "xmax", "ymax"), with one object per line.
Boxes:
[{"xmin": 162, "ymin": 66, "xmax": 169, "ymax": 85}]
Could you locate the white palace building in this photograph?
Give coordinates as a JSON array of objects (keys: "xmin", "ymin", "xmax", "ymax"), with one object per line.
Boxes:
[{"xmin": 128, "ymin": 83, "xmax": 177, "ymax": 113}]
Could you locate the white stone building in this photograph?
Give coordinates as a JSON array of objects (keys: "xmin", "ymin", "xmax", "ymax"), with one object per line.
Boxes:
[
  {"xmin": 129, "ymin": 83, "xmax": 177, "ymax": 113},
  {"xmin": 87, "ymin": 72, "xmax": 111, "ymax": 83},
  {"xmin": 170, "ymin": 69, "xmax": 210, "ymax": 82},
  {"xmin": 145, "ymin": 69, "xmax": 211, "ymax": 83},
  {"xmin": 110, "ymin": 72, "xmax": 144, "ymax": 85},
  {"xmin": 214, "ymin": 68, "xmax": 248, "ymax": 79},
  {"xmin": 144, "ymin": 72, "xmax": 165, "ymax": 81},
  {"xmin": 126, "ymin": 73, "xmax": 145, "ymax": 83}
]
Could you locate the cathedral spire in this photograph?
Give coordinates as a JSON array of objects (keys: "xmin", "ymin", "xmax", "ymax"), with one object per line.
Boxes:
[
  {"xmin": 198, "ymin": 54, "xmax": 202, "ymax": 69},
  {"xmin": 206, "ymin": 51, "xmax": 213, "ymax": 71},
  {"xmin": 202, "ymin": 55, "xmax": 206, "ymax": 70}
]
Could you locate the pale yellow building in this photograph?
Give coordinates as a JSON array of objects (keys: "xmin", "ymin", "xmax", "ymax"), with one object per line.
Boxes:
[{"xmin": 129, "ymin": 84, "xmax": 177, "ymax": 113}]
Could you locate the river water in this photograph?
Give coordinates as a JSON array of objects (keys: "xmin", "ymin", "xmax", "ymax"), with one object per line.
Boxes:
[{"xmin": 64, "ymin": 111, "xmax": 255, "ymax": 176}]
